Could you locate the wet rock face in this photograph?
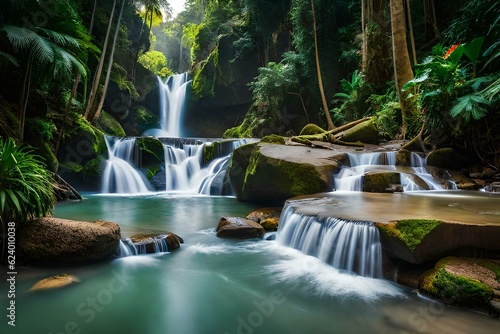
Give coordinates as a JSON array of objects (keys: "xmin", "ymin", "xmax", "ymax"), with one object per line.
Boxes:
[
  {"xmin": 246, "ymin": 207, "xmax": 282, "ymax": 231},
  {"xmin": 19, "ymin": 217, "xmax": 121, "ymax": 264},
  {"xmin": 216, "ymin": 216, "xmax": 265, "ymax": 239}
]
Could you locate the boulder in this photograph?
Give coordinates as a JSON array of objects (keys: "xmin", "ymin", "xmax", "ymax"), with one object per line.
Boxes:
[
  {"xmin": 228, "ymin": 142, "xmax": 340, "ymax": 203},
  {"xmin": 216, "ymin": 216, "xmax": 265, "ymax": 239},
  {"xmin": 376, "ymin": 220, "xmax": 500, "ymax": 264},
  {"xmin": 246, "ymin": 207, "xmax": 282, "ymax": 231},
  {"xmin": 363, "ymin": 172, "xmax": 402, "ymax": 192},
  {"xmin": 338, "ymin": 118, "xmax": 380, "ymax": 144},
  {"xmin": 19, "ymin": 217, "xmax": 121, "ymax": 263},
  {"xmin": 427, "ymin": 148, "xmax": 471, "ymax": 170},
  {"xmin": 419, "ymin": 257, "xmax": 500, "ymax": 309},
  {"xmin": 30, "ymin": 274, "xmax": 80, "ymax": 291}
]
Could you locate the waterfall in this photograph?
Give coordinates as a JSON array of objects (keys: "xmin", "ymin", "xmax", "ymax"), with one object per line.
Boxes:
[
  {"xmin": 276, "ymin": 202, "xmax": 383, "ymax": 278},
  {"xmin": 101, "ymin": 136, "xmax": 152, "ymax": 193},
  {"xmin": 117, "ymin": 237, "xmax": 170, "ymax": 257},
  {"xmin": 334, "ymin": 151, "xmax": 456, "ymax": 192},
  {"xmin": 158, "ymin": 73, "xmax": 190, "ymax": 137}
]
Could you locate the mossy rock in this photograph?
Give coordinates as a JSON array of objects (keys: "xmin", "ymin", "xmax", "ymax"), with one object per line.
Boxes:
[
  {"xmin": 419, "ymin": 257, "xmax": 495, "ymax": 307},
  {"xmin": 299, "ymin": 124, "xmax": 326, "ymax": 136},
  {"xmin": 136, "ymin": 137, "xmax": 164, "ymax": 165},
  {"xmin": 36, "ymin": 141, "xmax": 58, "ymax": 173},
  {"xmin": 132, "ymin": 106, "xmax": 160, "ymax": 134},
  {"xmin": 228, "ymin": 143, "xmax": 338, "ymax": 204},
  {"xmin": 82, "ymin": 155, "xmax": 105, "ymax": 180},
  {"xmin": 246, "ymin": 207, "xmax": 282, "ymax": 231},
  {"xmin": 96, "ymin": 110, "xmax": 126, "ymax": 137},
  {"xmin": 261, "ymin": 134, "xmax": 285, "ymax": 145},
  {"xmin": 427, "ymin": 148, "xmax": 471, "ymax": 170},
  {"xmin": 396, "ymin": 149, "xmax": 412, "ymax": 166},
  {"xmin": 376, "ymin": 219, "xmax": 442, "ymax": 251},
  {"xmin": 340, "ymin": 118, "xmax": 380, "ymax": 144},
  {"xmin": 362, "ymin": 172, "xmax": 401, "ymax": 192}
]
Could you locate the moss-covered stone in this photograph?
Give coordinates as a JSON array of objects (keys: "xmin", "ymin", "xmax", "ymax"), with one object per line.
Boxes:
[
  {"xmin": 96, "ymin": 110, "xmax": 126, "ymax": 137},
  {"xmin": 82, "ymin": 155, "xmax": 105, "ymax": 179},
  {"xmin": 396, "ymin": 149, "xmax": 412, "ymax": 166},
  {"xmin": 261, "ymin": 134, "xmax": 285, "ymax": 145},
  {"xmin": 427, "ymin": 148, "xmax": 471, "ymax": 170},
  {"xmin": 340, "ymin": 118, "xmax": 380, "ymax": 144},
  {"xmin": 376, "ymin": 219, "xmax": 441, "ymax": 251},
  {"xmin": 419, "ymin": 257, "xmax": 494, "ymax": 307},
  {"xmin": 136, "ymin": 137, "xmax": 164, "ymax": 165},
  {"xmin": 362, "ymin": 172, "xmax": 401, "ymax": 192},
  {"xmin": 299, "ymin": 123, "xmax": 326, "ymax": 136}
]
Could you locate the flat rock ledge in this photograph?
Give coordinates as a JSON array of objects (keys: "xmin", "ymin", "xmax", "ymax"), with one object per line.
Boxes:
[
  {"xmin": 216, "ymin": 216, "xmax": 265, "ymax": 239},
  {"xmin": 19, "ymin": 217, "xmax": 121, "ymax": 264}
]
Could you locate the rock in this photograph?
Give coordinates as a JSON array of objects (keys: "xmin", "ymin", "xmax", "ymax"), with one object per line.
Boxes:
[
  {"xmin": 491, "ymin": 300, "xmax": 500, "ymax": 316},
  {"xmin": 418, "ymin": 257, "xmax": 498, "ymax": 308},
  {"xmin": 427, "ymin": 148, "xmax": 471, "ymax": 170},
  {"xmin": 362, "ymin": 172, "xmax": 402, "ymax": 192},
  {"xmin": 19, "ymin": 217, "xmax": 121, "ymax": 264},
  {"xmin": 376, "ymin": 220, "xmax": 500, "ymax": 264},
  {"xmin": 216, "ymin": 216, "xmax": 265, "ymax": 239},
  {"xmin": 228, "ymin": 142, "xmax": 340, "ymax": 203},
  {"xmin": 484, "ymin": 182, "xmax": 500, "ymax": 193},
  {"xmin": 338, "ymin": 118, "xmax": 380, "ymax": 144},
  {"xmin": 30, "ymin": 274, "xmax": 80, "ymax": 291},
  {"xmin": 246, "ymin": 207, "xmax": 282, "ymax": 231},
  {"xmin": 299, "ymin": 124, "xmax": 326, "ymax": 136},
  {"xmin": 129, "ymin": 233, "xmax": 183, "ymax": 253}
]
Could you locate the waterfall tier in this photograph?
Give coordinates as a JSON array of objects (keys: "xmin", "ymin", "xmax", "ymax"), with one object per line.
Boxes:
[{"xmin": 276, "ymin": 200, "xmax": 383, "ymax": 278}]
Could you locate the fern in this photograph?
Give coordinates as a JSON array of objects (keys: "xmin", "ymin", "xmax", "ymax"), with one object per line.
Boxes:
[{"xmin": 450, "ymin": 94, "xmax": 491, "ymax": 122}]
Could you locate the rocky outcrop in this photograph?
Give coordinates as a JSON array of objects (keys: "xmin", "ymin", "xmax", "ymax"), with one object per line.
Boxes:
[
  {"xmin": 246, "ymin": 207, "xmax": 282, "ymax": 231},
  {"xmin": 376, "ymin": 220, "xmax": 500, "ymax": 264},
  {"xmin": 418, "ymin": 257, "xmax": 500, "ymax": 314},
  {"xmin": 216, "ymin": 216, "xmax": 265, "ymax": 239},
  {"xmin": 228, "ymin": 142, "xmax": 342, "ymax": 203},
  {"xmin": 19, "ymin": 217, "xmax": 121, "ymax": 264},
  {"xmin": 337, "ymin": 118, "xmax": 380, "ymax": 144}
]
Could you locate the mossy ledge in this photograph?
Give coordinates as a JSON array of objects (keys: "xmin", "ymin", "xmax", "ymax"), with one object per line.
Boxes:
[
  {"xmin": 419, "ymin": 257, "xmax": 496, "ymax": 308},
  {"xmin": 376, "ymin": 219, "xmax": 441, "ymax": 251}
]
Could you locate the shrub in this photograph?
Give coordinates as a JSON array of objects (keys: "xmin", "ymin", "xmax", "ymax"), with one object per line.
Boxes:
[{"xmin": 0, "ymin": 138, "xmax": 55, "ymax": 229}]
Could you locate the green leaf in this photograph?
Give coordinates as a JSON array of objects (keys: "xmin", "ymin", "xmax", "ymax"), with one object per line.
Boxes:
[{"xmin": 463, "ymin": 37, "xmax": 485, "ymax": 65}]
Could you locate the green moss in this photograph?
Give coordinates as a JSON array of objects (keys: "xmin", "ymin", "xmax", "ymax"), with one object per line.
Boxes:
[
  {"xmin": 420, "ymin": 257, "xmax": 493, "ymax": 306},
  {"xmin": 61, "ymin": 161, "xmax": 83, "ymax": 173},
  {"xmin": 341, "ymin": 118, "xmax": 380, "ymax": 144},
  {"xmin": 204, "ymin": 143, "xmax": 215, "ymax": 164},
  {"xmin": 136, "ymin": 137, "xmax": 164, "ymax": 163},
  {"xmin": 191, "ymin": 46, "xmax": 219, "ymax": 99},
  {"xmin": 82, "ymin": 156, "xmax": 105, "ymax": 178},
  {"xmin": 74, "ymin": 115, "xmax": 106, "ymax": 155},
  {"xmin": 299, "ymin": 123, "xmax": 326, "ymax": 136},
  {"xmin": 475, "ymin": 259, "xmax": 500, "ymax": 282},
  {"xmin": 362, "ymin": 172, "xmax": 400, "ymax": 192},
  {"xmin": 133, "ymin": 107, "xmax": 160, "ymax": 133},
  {"xmin": 377, "ymin": 219, "xmax": 441, "ymax": 251},
  {"xmin": 96, "ymin": 110, "xmax": 126, "ymax": 137},
  {"xmin": 261, "ymin": 135, "xmax": 285, "ymax": 144}
]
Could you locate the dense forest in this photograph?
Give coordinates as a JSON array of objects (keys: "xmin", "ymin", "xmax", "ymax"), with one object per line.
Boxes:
[{"xmin": 0, "ymin": 0, "xmax": 499, "ymax": 219}]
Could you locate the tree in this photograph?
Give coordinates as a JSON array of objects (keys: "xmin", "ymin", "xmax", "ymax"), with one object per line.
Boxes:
[
  {"xmin": 311, "ymin": 0, "xmax": 335, "ymax": 130},
  {"xmin": 389, "ymin": 0, "xmax": 414, "ymax": 138}
]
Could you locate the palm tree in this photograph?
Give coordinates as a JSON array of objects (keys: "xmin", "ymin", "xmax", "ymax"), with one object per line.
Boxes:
[{"xmin": 1, "ymin": 25, "xmax": 88, "ymax": 141}]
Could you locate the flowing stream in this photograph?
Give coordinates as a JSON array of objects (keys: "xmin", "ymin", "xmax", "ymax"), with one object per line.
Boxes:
[{"xmin": 5, "ymin": 194, "xmax": 499, "ymax": 334}]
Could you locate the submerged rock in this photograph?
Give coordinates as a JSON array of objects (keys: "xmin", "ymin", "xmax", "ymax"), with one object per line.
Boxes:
[
  {"xmin": 19, "ymin": 217, "xmax": 121, "ymax": 264},
  {"xmin": 216, "ymin": 216, "xmax": 265, "ymax": 239},
  {"xmin": 30, "ymin": 274, "xmax": 80, "ymax": 291},
  {"xmin": 129, "ymin": 233, "xmax": 184, "ymax": 253}
]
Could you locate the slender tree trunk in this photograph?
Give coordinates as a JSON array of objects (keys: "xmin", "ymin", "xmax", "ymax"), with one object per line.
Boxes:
[
  {"xmin": 84, "ymin": 0, "xmax": 117, "ymax": 121},
  {"xmin": 361, "ymin": 0, "xmax": 367, "ymax": 72},
  {"xmin": 18, "ymin": 53, "xmax": 33, "ymax": 142},
  {"xmin": 311, "ymin": 0, "xmax": 335, "ymax": 130},
  {"xmin": 93, "ymin": 0, "xmax": 126, "ymax": 123},
  {"xmin": 56, "ymin": 72, "xmax": 81, "ymax": 154},
  {"xmin": 89, "ymin": 0, "xmax": 98, "ymax": 35},
  {"xmin": 390, "ymin": 0, "xmax": 414, "ymax": 138},
  {"xmin": 405, "ymin": 0, "xmax": 417, "ymax": 65}
]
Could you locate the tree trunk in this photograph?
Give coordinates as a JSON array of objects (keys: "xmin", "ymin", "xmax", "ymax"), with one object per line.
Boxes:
[
  {"xmin": 93, "ymin": 0, "xmax": 126, "ymax": 124},
  {"xmin": 405, "ymin": 0, "xmax": 417, "ymax": 65},
  {"xmin": 18, "ymin": 52, "xmax": 33, "ymax": 142},
  {"xmin": 311, "ymin": 0, "xmax": 335, "ymax": 130},
  {"xmin": 89, "ymin": 0, "xmax": 98, "ymax": 35},
  {"xmin": 84, "ymin": 0, "xmax": 117, "ymax": 121},
  {"xmin": 390, "ymin": 0, "xmax": 414, "ymax": 138}
]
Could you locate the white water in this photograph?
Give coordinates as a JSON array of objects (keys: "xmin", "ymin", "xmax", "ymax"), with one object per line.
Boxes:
[
  {"xmin": 276, "ymin": 201, "xmax": 383, "ymax": 278},
  {"xmin": 155, "ymin": 73, "xmax": 190, "ymax": 137},
  {"xmin": 334, "ymin": 151, "xmax": 456, "ymax": 192},
  {"xmin": 101, "ymin": 136, "xmax": 152, "ymax": 193},
  {"xmin": 117, "ymin": 237, "xmax": 170, "ymax": 257}
]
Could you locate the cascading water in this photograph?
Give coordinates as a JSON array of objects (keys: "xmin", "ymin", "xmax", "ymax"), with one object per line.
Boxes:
[
  {"xmin": 144, "ymin": 73, "xmax": 190, "ymax": 137},
  {"xmin": 334, "ymin": 151, "xmax": 456, "ymax": 192},
  {"xmin": 116, "ymin": 237, "xmax": 170, "ymax": 257},
  {"xmin": 276, "ymin": 200, "xmax": 383, "ymax": 278},
  {"xmin": 101, "ymin": 136, "xmax": 153, "ymax": 193}
]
